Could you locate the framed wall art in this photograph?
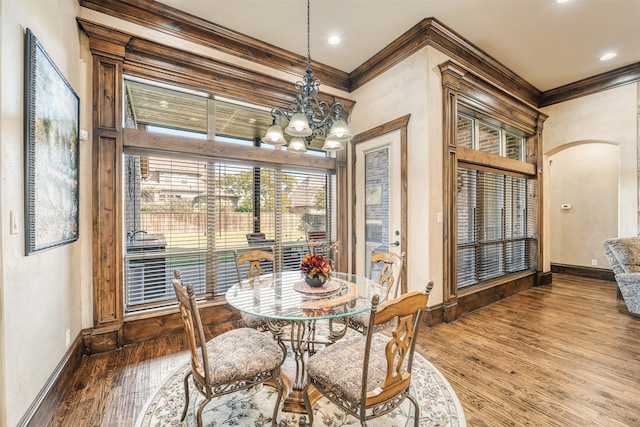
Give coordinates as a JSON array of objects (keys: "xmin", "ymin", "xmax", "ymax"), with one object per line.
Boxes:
[{"xmin": 24, "ymin": 28, "xmax": 80, "ymax": 255}]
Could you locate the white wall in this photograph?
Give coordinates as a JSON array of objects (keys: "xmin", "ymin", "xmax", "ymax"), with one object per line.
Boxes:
[
  {"xmin": 549, "ymin": 143, "xmax": 618, "ymax": 267},
  {"xmin": 0, "ymin": 1, "xmax": 89, "ymax": 425},
  {"xmin": 349, "ymin": 46, "xmax": 450, "ymax": 305},
  {"xmin": 541, "ymin": 84, "xmax": 639, "ymax": 271}
]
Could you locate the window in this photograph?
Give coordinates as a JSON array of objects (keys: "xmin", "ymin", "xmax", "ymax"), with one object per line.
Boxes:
[
  {"xmin": 441, "ymin": 61, "xmax": 545, "ymax": 321},
  {"xmin": 455, "ymin": 112, "xmax": 537, "ymax": 290},
  {"xmin": 122, "ymin": 78, "xmax": 336, "ymax": 312},
  {"xmin": 458, "ymin": 113, "xmax": 525, "ymax": 160},
  {"xmin": 457, "ymin": 166, "xmax": 537, "ymax": 289}
]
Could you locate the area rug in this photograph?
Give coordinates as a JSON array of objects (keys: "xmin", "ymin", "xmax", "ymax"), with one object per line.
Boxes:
[{"xmin": 136, "ymin": 353, "xmax": 466, "ymax": 427}]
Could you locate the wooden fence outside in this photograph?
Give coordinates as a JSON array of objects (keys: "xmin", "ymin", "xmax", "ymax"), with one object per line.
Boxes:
[{"xmin": 140, "ymin": 212, "xmax": 308, "ymax": 234}]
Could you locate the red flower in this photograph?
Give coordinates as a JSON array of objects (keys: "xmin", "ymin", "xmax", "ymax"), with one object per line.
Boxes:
[
  {"xmin": 300, "ymin": 253, "xmax": 333, "ymax": 282},
  {"xmin": 300, "ymin": 240, "xmax": 340, "ymax": 283}
]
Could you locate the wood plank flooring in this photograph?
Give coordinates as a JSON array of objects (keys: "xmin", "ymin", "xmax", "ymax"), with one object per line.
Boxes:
[{"xmin": 50, "ymin": 274, "xmax": 640, "ymax": 426}]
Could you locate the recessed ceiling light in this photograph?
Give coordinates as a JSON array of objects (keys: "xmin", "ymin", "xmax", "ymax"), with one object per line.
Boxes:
[
  {"xmin": 556, "ymin": 0, "xmax": 571, "ymax": 3},
  {"xmin": 328, "ymin": 35, "xmax": 341, "ymax": 45},
  {"xmin": 600, "ymin": 52, "xmax": 617, "ymax": 61},
  {"xmin": 159, "ymin": 100, "xmax": 169, "ymax": 108}
]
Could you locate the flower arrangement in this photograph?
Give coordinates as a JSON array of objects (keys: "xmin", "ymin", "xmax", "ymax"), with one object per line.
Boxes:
[
  {"xmin": 300, "ymin": 240, "xmax": 340, "ymax": 286},
  {"xmin": 300, "ymin": 253, "xmax": 333, "ymax": 283}
]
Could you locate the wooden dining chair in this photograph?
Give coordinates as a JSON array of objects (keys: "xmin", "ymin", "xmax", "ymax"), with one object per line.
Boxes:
[
  {"xmin": 233, "ymin": 248, "xmax": 275, "ymax": 330},
  {"xmin": 307, "ymin": 230, "xmax": 327, "ymax": 242},
  {"xmin": 349, "ymin": 250, "xmax": 406, "ymax": 335},
  {"xmin": 172, "ymin": 276, "xmax": 285, "ymax": 426},
  {"xmin": 307, "ymin": 230, "xmax": 331, "ymax": 257},
  {"xmin": 246, "ymin": 232, "xmax": 269, "ymax": 246},
  {"xmin": 300, "ymin": 280, "xmax": 434, "ymax": 426}
]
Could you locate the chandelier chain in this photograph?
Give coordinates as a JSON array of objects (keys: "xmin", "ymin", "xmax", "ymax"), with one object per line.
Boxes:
[
  {"xmin": 307, "ymin": 0, "xmax": 311, "ymax": 68},
  {"xmin": 261, "ymin": 0, "xmax": 351, "ymax": 151}
]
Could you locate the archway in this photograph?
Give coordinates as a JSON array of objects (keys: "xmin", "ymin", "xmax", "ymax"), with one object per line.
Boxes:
[{"xmin": 547, "ymin": 141, "xmax": 618, "ymax": 270}]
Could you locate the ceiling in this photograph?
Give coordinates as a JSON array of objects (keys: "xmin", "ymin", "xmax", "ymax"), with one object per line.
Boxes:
[{"xmin": 155, "ymin": 0, "xmax": 640, "ymax": 92}]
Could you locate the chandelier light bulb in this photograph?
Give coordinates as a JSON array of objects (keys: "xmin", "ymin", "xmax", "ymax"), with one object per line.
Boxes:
[
  {"xmin": 287, "ymin": 137, "xmax": 308, "ymax": 153},
  {"xmin": 321, "ymin": 134, "xmax": 344, "ymax": 151},
  {"xmin": 328, "ymin": 119, "xmax": 353, "ymax": 141},
  {"xmin": 285, "ymin": 112, "xmax": 313, "ymax": 137},
  {"xmin": 262, "ymin": 124, "xmax": 286, "ymax": 146}
]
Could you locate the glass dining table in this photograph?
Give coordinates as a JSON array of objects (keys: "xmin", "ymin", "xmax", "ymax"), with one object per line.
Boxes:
[{"xmin": 225, "ymin": 270, "xmax": 385, "ymax": 414}]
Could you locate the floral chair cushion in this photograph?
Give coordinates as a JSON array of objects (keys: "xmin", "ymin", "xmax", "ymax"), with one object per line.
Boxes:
[
  {"xmin": 306, "ymin": 334, "xmax": 389, "ymax": 404},
  {"xmin": 204, "ymin": 327, "xmax": 282, "ymax": 386},
  {"xmin": 349, "ymin": 307, "xmax": 394, "ymax": 333},
  {"xmin": 240, "ymin": 311, "xmax": 267, "ymax": 329}
]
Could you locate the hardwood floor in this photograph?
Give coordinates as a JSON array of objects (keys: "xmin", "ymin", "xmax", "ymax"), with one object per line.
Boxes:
[{"xmin": 50, "ymin": 274, "xmax": 640, "ymax": 426}]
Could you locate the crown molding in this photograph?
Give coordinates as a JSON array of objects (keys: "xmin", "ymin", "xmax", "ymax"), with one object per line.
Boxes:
[
  {"xmin": 539, "ymin": 62, "xmax": 640, "ymax": 107},
  {"xmin": 350, "ymin": 18, "xmax": 541, "ymax": 107},
  {"xmin": 79, "ymin": 0, "xmax": 350, "ymax": 91},
  {"xmin": 80, "ymin": 0, "xmax": 638, "ymax": 109},
  {"xmin": 78, "ymin": 18, "xmax": 355, "ymax": 117}
]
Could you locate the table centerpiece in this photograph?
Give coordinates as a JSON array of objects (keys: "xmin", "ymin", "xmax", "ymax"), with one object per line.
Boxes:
[{"xmin": 300, "ymin": 240, "xmax": 339, "ymax": 287}]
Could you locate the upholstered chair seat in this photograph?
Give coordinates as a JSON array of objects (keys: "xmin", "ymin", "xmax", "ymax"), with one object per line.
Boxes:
[
  {"xmin": 300, "ymin": 281, "xmax": 434, "ymax": 427},
  {"xmin": 240, "ymin": 312, "xmax": 269, "ymax": 330},
  {"xmin": 172, "ymin": 273, "xmax": 284, "ymax": 427},
  {"xmin": 348, "ymin": 302, "xmax": 395, "ymax": 333},
  {"xmin": 305, "ymin": 334, "xmax": 391, "ymax": 403},
  {"xmin": 204, "ymin": 328, "xmax": 283, "ymax": 385}
]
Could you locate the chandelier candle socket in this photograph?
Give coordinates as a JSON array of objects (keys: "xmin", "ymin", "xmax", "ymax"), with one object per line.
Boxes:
[{"xmin": 261, "ymin": 0, "xmax": 352, "ymax": 152}]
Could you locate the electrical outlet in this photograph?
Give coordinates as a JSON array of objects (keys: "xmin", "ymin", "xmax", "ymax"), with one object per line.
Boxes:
[
  {"xmin": 591, "ymin": 259, "xmax": 598, "ymax": 266},
  {"xmin": 65, "ymin": 329, "xmax": 71, "ymax": 347}
]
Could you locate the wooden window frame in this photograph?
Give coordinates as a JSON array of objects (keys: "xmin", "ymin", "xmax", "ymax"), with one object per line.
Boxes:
[
  {"xmin": 440, "ymin": 61, "xmax": 547, "ymax": 322},
  {"xmin": 80, "ymin": 20, "xmax": 351, "ymax": 352}
]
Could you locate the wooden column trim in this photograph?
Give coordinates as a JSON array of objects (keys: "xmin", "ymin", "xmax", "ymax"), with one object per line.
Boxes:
[
  {"xmin": 534, "ymin": 115, "xmax": 547, "ymax": 277},
  {"xmin": 335, "ymin": 149, "xmax": 348, "ymax": 273},
  {"xmin": 442, "ymin": 83, "xmax": 459, "ymax": 319},
  {"xmin": 77, "ymin": 19, "xmax": 132, "ymax": 60},
  {"xmin": 81, "ymin": 20, "xmax": 128, "ymax": 351}
]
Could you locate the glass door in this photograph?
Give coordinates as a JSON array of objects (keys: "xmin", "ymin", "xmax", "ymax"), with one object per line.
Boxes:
[{"xmin": 354, "ymin": 129, "xmax": 402, "ymax": 277}]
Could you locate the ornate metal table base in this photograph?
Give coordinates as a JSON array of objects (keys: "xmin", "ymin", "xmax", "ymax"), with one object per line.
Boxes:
[{"xmin": 268, "ymin": 318, "xmax": 349, "ymax": 414}]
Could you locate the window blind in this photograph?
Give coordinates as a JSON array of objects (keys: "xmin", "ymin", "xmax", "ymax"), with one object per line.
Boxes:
[
  {"xmin": 123, "ymin": 152, "xmax": 334, "ymax": 312},
  {"xmin": 457, "ymin": 166, "xmax": 537, "ymax": 289}
]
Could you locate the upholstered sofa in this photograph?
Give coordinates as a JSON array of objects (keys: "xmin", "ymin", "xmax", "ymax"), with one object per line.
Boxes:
[{"xmin": 602, "ymin": 236, "xmax": 640, "ymax": 315}]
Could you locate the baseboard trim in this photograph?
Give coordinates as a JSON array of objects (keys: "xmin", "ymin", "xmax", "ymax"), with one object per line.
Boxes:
[
  {"xmin": 551, "ymin": 263, "xmax": 615, "ymax": 282},
  {"xmin": 17, "ymin": 332, "xmax": 86, "ymax": 427},
  {"xmin": 424, "ymin": 303, "xmax": 444, "ymax": 327},
  {"xmin": 536, "ymin": 271, "xmax": 553, "ymax": 287}
]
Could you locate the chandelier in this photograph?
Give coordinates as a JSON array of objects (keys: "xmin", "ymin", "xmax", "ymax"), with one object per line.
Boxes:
[{"xmin": 262, "ymin": 0, "xmax": 352, "ymax": 152}]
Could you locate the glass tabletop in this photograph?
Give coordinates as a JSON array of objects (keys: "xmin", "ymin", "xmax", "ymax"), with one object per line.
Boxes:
[{"xmin": 225, "ymin": 271, "xmax": 385, "ymax": 321}]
